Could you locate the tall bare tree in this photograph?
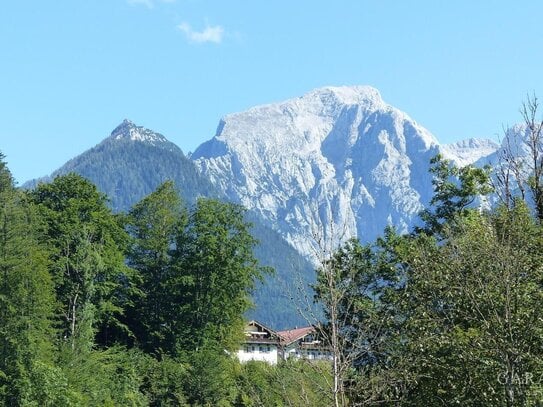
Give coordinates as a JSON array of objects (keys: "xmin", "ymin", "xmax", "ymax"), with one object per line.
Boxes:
[
  {"xmin": 495, "ymin": 94, "xmax": 543, "ymax": 220},
  {"xmin": 296, "ymin": 221, "xmax": 402, "ymax": 407}
]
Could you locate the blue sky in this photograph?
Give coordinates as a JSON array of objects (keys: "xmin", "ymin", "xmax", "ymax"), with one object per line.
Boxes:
[{"xmin": 1, "ymin": 1, "xmax": 542, "ymax": 184}]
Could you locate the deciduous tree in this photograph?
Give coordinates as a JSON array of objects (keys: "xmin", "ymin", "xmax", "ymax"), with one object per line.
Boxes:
[{"xmin": 30, "ymin": 173, "xmax": 130, "ymax": 352}]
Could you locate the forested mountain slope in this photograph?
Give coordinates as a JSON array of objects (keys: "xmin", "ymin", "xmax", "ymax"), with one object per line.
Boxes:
[{"xmin": 23, "ymin": 120, "xmax": 311, "ymax": 328}]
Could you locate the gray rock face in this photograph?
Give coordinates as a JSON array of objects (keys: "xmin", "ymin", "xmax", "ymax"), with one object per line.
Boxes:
[
  {"xmin": 441, "ymin": 138, "xmax": 500, "ymax": 167},
  {"xmin": 192, "ymin": 86, "xmax": 497, "ymax": 258}
]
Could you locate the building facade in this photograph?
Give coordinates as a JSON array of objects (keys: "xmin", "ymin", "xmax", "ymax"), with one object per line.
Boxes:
[
  {"xmin": 236, "ymin": 320, "xmax": 281, "ymax": 364},
  {"xmin": 237, "ymin": 320, "xmax": 331, "ymax": 364}
]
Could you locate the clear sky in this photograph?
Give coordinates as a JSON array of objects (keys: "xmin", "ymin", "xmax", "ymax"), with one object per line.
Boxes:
[{"xmin": 2, "ymin": 1, "xmax": 542, "ymax": 184}]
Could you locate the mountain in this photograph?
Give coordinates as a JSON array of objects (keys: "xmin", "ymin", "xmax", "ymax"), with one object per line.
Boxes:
[
  {"xmin": 475, "ymin": 124, "xmax": 533, "ymax": 167},
  {"xmin": 24, "ymin": 119, "xmax": 218, "ymax": 211},
  {"xmin": 192, "ymin": 86, "xmax": 498, "ymax": 258},
  {"xmin": 23, "ymin": 119, "xmax": 312, "ymax": 328},
  {"xmin": 471, "ymin": 123, "xmax": 540, "ymax": 211},
  {"xmin": 441, "ymin": 138, "xmax": 500, "ymax": 167},
  {"xmin": 21, "ymin": 87, "xmax": 501, "ymax": 328}
]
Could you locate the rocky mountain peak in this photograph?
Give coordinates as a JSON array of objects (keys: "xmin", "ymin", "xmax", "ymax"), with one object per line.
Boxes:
[
  {"xmin": 109, "ymin": 119, "xmax": 169, "ymax": 145},
  {"xmin": 303, "ymin": 85, "xmax": 384, "ymax": 107},
  {"xmin": 441, "ymin": 138, "xmax": 499, "ymax": 167},
  {"xmin": 192, "ymin": 86, "xmax": 447, "ymax": 258}
]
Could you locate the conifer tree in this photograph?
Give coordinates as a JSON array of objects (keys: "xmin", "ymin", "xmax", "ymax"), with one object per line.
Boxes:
[{"xmin": 0, "ymin": 153, "xmax": 63, "ymax": 405}]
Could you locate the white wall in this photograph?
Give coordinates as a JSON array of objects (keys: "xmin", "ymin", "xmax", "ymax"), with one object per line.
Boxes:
[{"xmin": 237, "ymin": 344, "xmax": 278, "ymax": 364}]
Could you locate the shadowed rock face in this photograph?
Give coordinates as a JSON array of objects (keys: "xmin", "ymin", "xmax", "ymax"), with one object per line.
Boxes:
[{"xmin": 192, "ymin": 86, "xmax": 497, "ymax": 259}]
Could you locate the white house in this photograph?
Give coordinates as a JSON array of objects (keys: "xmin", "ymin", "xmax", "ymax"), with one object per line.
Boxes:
[
  {"xmin": 237, "ymin": 320, "xmax": 281, "ymax": 364},
  {"xmin": 237, "ymin": 320, "xmax": 332, "ymax": 364},
  {"xmin": 276, "ymin": 326, "xmax": 331, "ymax": 361}
]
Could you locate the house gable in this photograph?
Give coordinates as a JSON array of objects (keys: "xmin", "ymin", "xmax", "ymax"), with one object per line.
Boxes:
[{"xmin": 237, "ymin": 320, "xmax": 280, "ymax": 364}]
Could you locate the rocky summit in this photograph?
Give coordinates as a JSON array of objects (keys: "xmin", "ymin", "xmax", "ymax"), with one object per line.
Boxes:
[{"xmin": 191, "ymin": 86, "xmax": 498, "ymax": 259}]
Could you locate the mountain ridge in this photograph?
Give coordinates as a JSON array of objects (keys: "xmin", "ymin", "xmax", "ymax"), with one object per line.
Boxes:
[
  {"xmin": 192, "ymin": 85, "xmax": 498, "ymax": 258},
  {"xmin": 23, "ymin": 119, "xmax": 217, "ymax": 211},
  {"xmin": 24, "ymin": 86, "xmax": 500, "ymax": 259},
  {"xmin": 22, "ymin": 119, "xmax": 314, "ymax": 328},
  {"xmin": 19, "ymin": 85, "xmax": 503, "ymax": 325}
]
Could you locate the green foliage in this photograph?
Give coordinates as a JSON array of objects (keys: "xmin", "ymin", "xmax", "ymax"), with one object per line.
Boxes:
[
  {"xmin": 0, "ymin": 154, "xmax": 59, "ymax": 406},
  {"xmin": 139, "ymin": 355, "xmax": 189, "ymax": 406},
  {"xmin": 1, "ymin": 156, "xmax": 329, "ymax": 406},
  {"xmin": 391, "ymin": 203, "xmax": 543, "ymax": 405},
  {"xmin": 419, "ymin": 153, "xmax": 493, "ymax": 236},
  {"xmin": 125, "ymin": 183, "xmax": 267, "ymax": 356},
  {"xmin": 125, "ymin": 181, "xmax": 187, "ymax": 354},
  {"xmin": 313, "ymin": 229, "xmax": 410, "ymax": 406},
  {"xmin": 314, "ymin": 237, "xmax": 380, "ymax": 324},
  {"xmin": 183, "ymin": 348, "xmax": 238, "ymax": 406},
  {"xmin": 0, "ymin": 152, "xmax": 14, "ymax": 192},
  {"xmin": 58, "ymin": 346, "xmax": 149, "ymax": 406},
  {"xmin": 315, "ymin": 157, "xmax": 543, "ymax": 405},
  {"xmin": 30, "ymin": 173, "xmax": 132, "ymax": 351},
  {"xmin": 235, "ymin": 359, "xmax": 332, "ymax": 407},
  {"xmin": 174, "ymin": 198, "xmax": 267, "ymax": 353}
]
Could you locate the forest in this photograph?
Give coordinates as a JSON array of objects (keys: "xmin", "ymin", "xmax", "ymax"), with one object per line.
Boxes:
[
  {"xmin": 314, "ymin": 152, "xmax": 543, "ymax": 406},
  {"xmin": 1, "ymin": 107, "xmax": 543, "ymax": 406}
]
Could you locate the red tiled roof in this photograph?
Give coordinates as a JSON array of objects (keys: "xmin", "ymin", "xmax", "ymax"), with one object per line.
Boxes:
[{"xmin": 277, "ymin": 326, "xmax": 315, "ymax": 345}]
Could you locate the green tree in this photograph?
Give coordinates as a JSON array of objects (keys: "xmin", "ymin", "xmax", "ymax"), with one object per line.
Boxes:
[
  {"xmin": 317, "ymin": 155, "xmax": 543, "ymax": 406},
  {"xmin": 30, "ymin": 173, "xmax": 131, "ymax": 352},
  {"xmin": 125, "ymin": 184, "xmax": 268, "ymax": 405},
  {"xmin": 323, "ymin": 205, "xmax": 543, "ymax": 406},
  {"xmin": 391, "ymin": 203, "xmax": 543, "ymax": 406},
  {"xmin": 126, "ymin": 184, "xmax": 267, "ymax": 357},
  {"xmin": 419, "ymin": 153, "xmax": 492, "ymax": 236},
  {"xmin": 124, "ymin": 181, "xmax": 187, "ymax": 354},
  {"xmin": 313, "ymin": 229, "xmax": 412, "ymax": 406},
  {"xmin": 0, "ymin": 153, "xmax": 67, "ymax": 406},
  {"xmin": 174, "ymin": 198, "xmax": 266, "ymax": 353}
]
